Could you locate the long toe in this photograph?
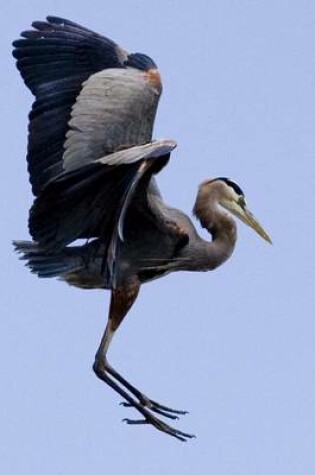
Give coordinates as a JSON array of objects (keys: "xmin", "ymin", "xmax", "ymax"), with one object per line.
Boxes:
[
  {"xmin": 145, "ymin": 399, "xmax": 188, "ymax": 415},
  {"xmin": 123, "ymin": 413, "xmax": 195, "ymax": 442},
  {"xmin": 121, "ymin": 397, "xmax": 188, "ymax": 416},
  {"xmin": 120, "ymin": 401, "xmax": 180, "ymax": 420}
]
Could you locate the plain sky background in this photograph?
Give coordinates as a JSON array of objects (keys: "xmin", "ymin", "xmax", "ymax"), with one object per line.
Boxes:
[{"xmin": 1, "ymin": 1, "xmax": 314, "ymax": 473}]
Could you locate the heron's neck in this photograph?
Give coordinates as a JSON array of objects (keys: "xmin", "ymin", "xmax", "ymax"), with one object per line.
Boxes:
[{"xmin": 193, "ymin": 195, "xmax": 237, "ymax": 270}]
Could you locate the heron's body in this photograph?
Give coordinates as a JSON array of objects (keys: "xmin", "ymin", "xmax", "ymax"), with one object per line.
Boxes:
[
  {"xmin": 13, "ymin": 17, "xmax": 271, "ymax": 441},
  {"xmin": 18, "ymin": 182, "xmax": 237, "ymax": 289}
]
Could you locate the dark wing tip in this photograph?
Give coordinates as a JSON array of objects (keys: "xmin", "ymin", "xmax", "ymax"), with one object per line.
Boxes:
[
  {"xmin": 13, "ymin": 17, "xmax": 157, "ymax": 74},
  {"xmin": 45, "ymin": 15, "xmax": 71, "ymax": 24},
  {"xmin": 45, "ymin": 15, "xmax": 99, "ymax": 33}
]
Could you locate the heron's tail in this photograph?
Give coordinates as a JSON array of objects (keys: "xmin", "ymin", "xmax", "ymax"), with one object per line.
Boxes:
[{"xmin": 13, "ymin": 240, "xmax": 79, "ymax": 278}]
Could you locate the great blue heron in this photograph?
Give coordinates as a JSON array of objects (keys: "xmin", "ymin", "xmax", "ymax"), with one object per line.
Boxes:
[{"xmin": 13, "ymin": 16, "xmax": 271, "ymax": 441}]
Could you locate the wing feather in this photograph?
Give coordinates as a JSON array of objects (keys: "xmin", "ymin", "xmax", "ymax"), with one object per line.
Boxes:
[
  {"xmin": 13, "ymin": 16, "xmax": 158, "ymax": 195},
  {"xmin": 29, "ymin": 140, "xmax": 176, "ymax": 247},
  {"xmin": 63, "ymin": 69, "xmax": 162, "ymax": 171},
  {"xmin": 29, "ymin": 140, "xmax": 176, "ymax": 285}
]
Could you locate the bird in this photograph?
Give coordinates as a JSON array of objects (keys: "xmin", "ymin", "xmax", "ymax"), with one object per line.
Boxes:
[{"xmin": 12, "ymin": 16, "xmax": 271, "ymax": 441}]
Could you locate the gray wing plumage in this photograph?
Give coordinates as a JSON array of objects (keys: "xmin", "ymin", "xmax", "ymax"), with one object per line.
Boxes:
[{"xmin": 63, "ymin": 68, "xmax": 161, "ymax": 171}]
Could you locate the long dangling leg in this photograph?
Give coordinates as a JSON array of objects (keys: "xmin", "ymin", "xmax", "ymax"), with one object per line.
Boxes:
[
  {"xmin": 94, "ymin": 282, "xmax": 187, "ymax": 417},
  {"xmin": 93, "ymin": 280, "xmax": 194, "ymax": 441}
]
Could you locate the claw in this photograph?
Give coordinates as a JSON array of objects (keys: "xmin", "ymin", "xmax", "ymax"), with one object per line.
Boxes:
[
  {"xmin": 95, "ymin": 359, "xmax": 194, "ymax": 440},
  {"xmin": 120, "ymin": 401, "xmax": 180, "ymax": 420},
  {"xmin": 120, "ymin": 399, "xmax": 188, "ymax": 416},
  {"xmin": 123, "ymin": 418, "xmax": 148, "ymax": 425}
]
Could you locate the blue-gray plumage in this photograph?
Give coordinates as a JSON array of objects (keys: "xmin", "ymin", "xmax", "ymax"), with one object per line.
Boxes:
[{"xmin": 13, "ymin": 17, "xmax": 271, "ymax": 441}]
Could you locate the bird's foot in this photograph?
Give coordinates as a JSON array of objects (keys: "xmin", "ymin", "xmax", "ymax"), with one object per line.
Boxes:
[
  {"xmin": 120, "ymin": 396, "xmax": 188, "ymax": 420},
  {"xmin": 123, "ymin": 411, "xmax": 195, "ymax": 442},
  {"xmin": 99, "ymin": 361, "xmax": 193, "ymax": 439}
]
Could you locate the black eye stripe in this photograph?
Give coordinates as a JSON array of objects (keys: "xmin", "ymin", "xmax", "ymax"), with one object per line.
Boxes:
[{"xmin": 216, "ymin": 177, "xmax": 244, "ymax": 197}]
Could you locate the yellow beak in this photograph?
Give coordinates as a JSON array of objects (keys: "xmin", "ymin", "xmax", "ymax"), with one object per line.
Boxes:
[
  {"xmin": 222, "ymin": 200, "xmax": 272, "ymax": 244},
  {"xmin": 240, "ymin": 207, "xmax": 272, "ymax": 244}
]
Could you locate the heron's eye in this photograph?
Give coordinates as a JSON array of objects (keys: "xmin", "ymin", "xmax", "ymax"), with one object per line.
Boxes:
[{"xmin": 238, "ymin": 196, "xmax": 246, "ymax": 208}]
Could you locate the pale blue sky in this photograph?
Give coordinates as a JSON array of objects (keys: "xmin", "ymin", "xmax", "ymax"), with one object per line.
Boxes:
[{"xmin": 1, "ymin": 1, "xmax": 314, "ymax": 474}]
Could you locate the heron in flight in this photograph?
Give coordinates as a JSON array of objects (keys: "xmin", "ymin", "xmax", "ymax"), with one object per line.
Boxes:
[{"xmin": 13, "ymin": 17, "xmax": 271, "ymax": 441}]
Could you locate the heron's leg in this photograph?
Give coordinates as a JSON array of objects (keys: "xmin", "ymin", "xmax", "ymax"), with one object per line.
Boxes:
[
  {"xmin": 93, "ymin": 282, "xmax": 193, "ymax": 440},
  {"xmin": 93, "ymin": 281, "xmax": 140, "ymax": 381},
  {"xmin": 95, "ymin": 283, "xmax": 186, "ymax": 417}
]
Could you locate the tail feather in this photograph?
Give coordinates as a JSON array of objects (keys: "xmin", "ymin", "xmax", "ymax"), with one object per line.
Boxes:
[{"xmin": 13, "ymin": 240, "xmax": 79, "ymax": 278}]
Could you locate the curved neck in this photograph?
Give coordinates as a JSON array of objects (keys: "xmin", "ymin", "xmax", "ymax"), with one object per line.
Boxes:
[{"xmin": 192, "ymin": 189, "xmax": 237, "ymax": 271}]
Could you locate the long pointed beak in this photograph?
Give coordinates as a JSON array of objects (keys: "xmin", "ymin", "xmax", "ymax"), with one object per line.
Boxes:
[
  {"xmin": 240, "ymin": 207, "xmax": 272, "ymax": 244},
  {"xmin": 222, "ymin": 200, "xmax": 272, "ymax": 244}
]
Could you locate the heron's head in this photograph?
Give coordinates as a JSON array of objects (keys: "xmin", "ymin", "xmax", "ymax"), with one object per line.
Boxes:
[{"xmin": 195, "ymin": 177, "xmax": 272, "ymax": 243}]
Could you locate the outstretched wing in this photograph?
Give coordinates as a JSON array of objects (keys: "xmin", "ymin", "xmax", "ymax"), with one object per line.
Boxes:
[
  {"xmin": 13, "ymin": 18, "xmax": 184, "ymax": 287},
  {"xmin": 13, "ymin": 16, "xmax": 162, "ymax": 195}
]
